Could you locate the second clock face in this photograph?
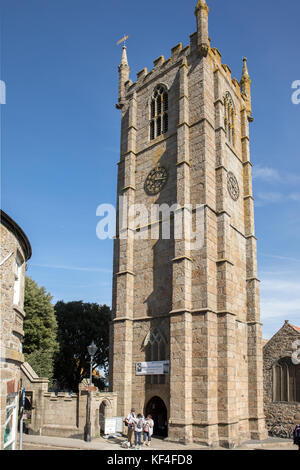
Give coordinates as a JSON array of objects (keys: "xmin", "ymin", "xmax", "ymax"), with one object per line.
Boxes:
[
  {"xmin": 227, "ymin": 171, "xmax": 240, "ymax": 201},
  {"xmin": 144, "ymin": 167, "xmax": 168, "ymax": 195}
]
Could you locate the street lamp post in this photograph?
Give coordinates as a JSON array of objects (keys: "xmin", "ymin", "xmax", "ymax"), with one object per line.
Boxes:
[{"xmin": 84, "ymin": 341, "xmax": 98, "ymax": 442}]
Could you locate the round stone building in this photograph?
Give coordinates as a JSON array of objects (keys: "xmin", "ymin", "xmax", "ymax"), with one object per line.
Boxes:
[{"xmin": 0, "ymin": 210, "xmax": 32, "ymax": 450}]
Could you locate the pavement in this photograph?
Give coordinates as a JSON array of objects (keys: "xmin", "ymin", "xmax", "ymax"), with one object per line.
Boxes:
[{"xmin": 18, "ymin": 433, "xmax": 297, "ymax": 451}]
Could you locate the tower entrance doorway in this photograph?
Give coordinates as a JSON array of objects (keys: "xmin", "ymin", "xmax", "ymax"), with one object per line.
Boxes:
[{"xmin": 145, "ymin": 396, "xmax": 168, "ymax": 437}]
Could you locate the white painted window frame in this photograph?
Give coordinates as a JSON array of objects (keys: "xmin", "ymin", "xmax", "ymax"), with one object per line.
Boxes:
[{"xmin": 3, "ymin": 395, "xmax": 18, "ymax": 450}]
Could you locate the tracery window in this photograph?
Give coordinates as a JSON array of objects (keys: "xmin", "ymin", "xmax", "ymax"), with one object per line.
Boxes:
[
  {"xmin": 273, "ymin": 357, "xmax": 300, "ymax": 402},
  {"xmin": 150, "ymin": 85, "xmax": 168, "ymax": 140},
  {"xmin": 224, "ymin": 91, "xmax": 235, "ymax": 146},
  {"xmin": 145, "ymin": 328, "xmax": 167, "ymax": 385}
]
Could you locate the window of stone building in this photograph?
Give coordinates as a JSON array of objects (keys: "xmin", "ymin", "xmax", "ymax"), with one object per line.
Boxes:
[
  {"xmin": 3, "ymin": 394, "xmax": 18, "ymax": 450},
  {"xmin": 13, "ymin": 253, "xmax": 23, "ymax": 305},
  {"xmin": 150, "ymin": 85, "xmax": 168, "ymax": 140},
  {"xmin": 224, "ymin": 91, "xmax": 235, "ymax": 146},
  {"xmin": 145, "ymin": 329, "xmax": 167, "ymax": 385},
  {"xmin": 273, "ymin": 357, "xmax": 300, "ymax": 402}
]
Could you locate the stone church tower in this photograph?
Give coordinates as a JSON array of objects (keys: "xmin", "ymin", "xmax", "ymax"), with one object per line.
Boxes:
[{"xmin": 110, "ymin": 0, "xmax": 267, "ymax": 447}]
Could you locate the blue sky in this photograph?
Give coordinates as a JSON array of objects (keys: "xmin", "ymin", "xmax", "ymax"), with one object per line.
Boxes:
[{"xmin": 1, "ymin": 0, "xmax": 299, "ymax": 339}]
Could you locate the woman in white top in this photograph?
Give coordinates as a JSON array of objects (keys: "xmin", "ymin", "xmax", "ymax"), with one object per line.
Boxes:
[{"xmin": 143, "ymin": 414, "xmax": 154, "ymax": 447}]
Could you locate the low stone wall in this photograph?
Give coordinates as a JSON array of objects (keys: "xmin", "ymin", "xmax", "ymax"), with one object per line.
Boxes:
[
  {"xmin": 28, "ymin": 386, "xmax": 118, "ymax": 439},
  {"xmin": 21, "ymin": 363, "xmax": 118, "ymax": 439},
  {"xmin": 41, "ymin": 392, "xmax": 80, "ymax": 438}
]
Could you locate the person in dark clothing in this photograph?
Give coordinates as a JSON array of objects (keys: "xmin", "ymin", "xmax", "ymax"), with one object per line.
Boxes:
[{"xmin": 293, "ymin": 414, "xmax": 300, "ymax": 451}]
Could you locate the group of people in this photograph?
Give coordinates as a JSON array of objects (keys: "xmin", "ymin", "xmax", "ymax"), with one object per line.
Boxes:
[
  {"xmin": 124, "ymin": 408, "xmax": 154, "ymax": 449},
  {"xmin": 122, "ymin": 409, "xmax": 300, "ymax": 450}
]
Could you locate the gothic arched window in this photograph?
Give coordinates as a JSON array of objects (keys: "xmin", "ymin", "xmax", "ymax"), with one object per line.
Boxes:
[
  {"xmin": 273, "ymin": 357, "xmax": 300, "ymax": 402},
  {"xmin": 150, "ymin": 85, "xmax": 168, "ymax": 140},
  {"xmin": 145, "ymin": 328, "xmax": 167, "ymax": 385},
  {"xmin": 224, "ymin": 91, "xmax": 235, "ymax": 146}
]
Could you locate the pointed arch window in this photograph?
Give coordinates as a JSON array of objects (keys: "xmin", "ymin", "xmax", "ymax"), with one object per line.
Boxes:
[
  {"xmin": 273, "ymin": 357, "xmax": 300, "ymax": 402},
  {"xmin": 145, "ymin": 328, "xmax": 167, "ymax": 385},
  {"xmin": 224, "ymin": 91, "xmax": 235, "ymax": 146},
  {"xmin": 150, "ymin": 85, "xmax": 168, "ymax": 140}
]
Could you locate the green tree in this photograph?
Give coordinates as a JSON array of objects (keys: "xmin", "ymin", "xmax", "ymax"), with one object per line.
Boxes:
[
  {"xmin": 54, "ymin": 301, "xmax": 111, "ymax": 392},
  {"xmin": 23, "ymin": 277, "xmax": 59, "ymax": 384}
]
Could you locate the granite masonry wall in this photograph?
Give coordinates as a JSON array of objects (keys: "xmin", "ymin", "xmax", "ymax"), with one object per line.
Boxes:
[
  {"xmin": 263, "ymin": 321, "xmax": 300, "ymax": 437},
  {"xmin": 110, "ymin": 0, "xmax": 267, "ymax": 448},
  {"xmin": 0, "ymin": 211, "xmax": 31, "ymax": 450}
]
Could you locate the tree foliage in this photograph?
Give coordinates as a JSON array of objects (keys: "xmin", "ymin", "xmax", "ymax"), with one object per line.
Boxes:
[
  {"xmin": 23, "ymin": 277, "xmax": 59, "ymax": 383},
  {"xmin": 24, "ymin": 350, "xmax": 56, "ymax": 381},
  {"xmin": 53, "ymin": 301, "xmax": 111, "ymax": 392}
]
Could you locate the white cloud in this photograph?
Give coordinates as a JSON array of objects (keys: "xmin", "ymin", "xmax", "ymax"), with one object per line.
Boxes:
[
  {"xmin": 261, "ymin": 298, "xmax": 300, "ymax": 320},
  {"xmin": 262, "ymin": 253, "xmax": 300, "ymax": 263},
  {"xmin": 260, "ymin": 267, "xmax": 300, "ymax": 336},
  {"xmin": 255, "ymin": 191, "xmax": 300, "ymax": 206},
  {"xmin": 253, "ymin": 166, "xmax": 280, "ymax": 182},
  {"xmin": 253, "ymin": 165, "xmax": 300, "ymax": 185},
  {"xmin": 261, "ymin": 279, "xmax": 300, "ymax": 293},
  {"xmin": 289, "ymin": 193, "xmax": 300, "ymax": 202},
  {"xmin": 260, "ymin": 273, "xmax": 300, "ymax": 333},
  {"xmin": 256, "ymin": 191, "xmax": 284, "ymax": 203},
  {"xmin": 31, "ymin": 263, "xmax": 112, "ymax": 273}
]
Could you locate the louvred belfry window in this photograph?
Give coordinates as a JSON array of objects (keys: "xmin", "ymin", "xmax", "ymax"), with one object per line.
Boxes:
[
  {"xmin": 145, "ymin": 329, "xmax": 167, "ymax": 385},
  {"xmin": 150, "ymin": 85, "xmax": 168, "ymax": 140},
  {"xmin": 224, "ymin": 91, "xmax": 235, "ymax": 146}
]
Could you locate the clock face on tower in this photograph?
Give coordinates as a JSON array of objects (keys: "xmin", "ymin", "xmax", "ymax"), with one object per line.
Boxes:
[
  {"xmin": 227, "ymin": 171, "xmax": 240, "ymax": 201},
  {"xmin": 144, "ymin": 166, "xmax": 168, "ymax": 195}
]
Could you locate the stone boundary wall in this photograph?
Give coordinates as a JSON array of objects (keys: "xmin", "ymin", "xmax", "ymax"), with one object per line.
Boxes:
[
  {"xmin": 40, "ymin": 392, "xmax": 80, "ymax": 437},
  {"xmin": 21, "ymin": 363, "xmax": 118, "ymax": 439},
  {"xmin": 28, "ymin": 387, "xmax": 118, "ymax": 438}
]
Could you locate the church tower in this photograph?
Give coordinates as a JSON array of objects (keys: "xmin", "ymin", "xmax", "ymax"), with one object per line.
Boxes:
[{"xmin": 110, "ymin": 0, "xmax": 267, "ymax": 447}]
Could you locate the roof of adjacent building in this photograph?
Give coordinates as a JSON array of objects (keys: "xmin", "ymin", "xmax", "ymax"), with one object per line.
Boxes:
[
  {"xmin": 0, "ymin": 210, "xmax": 32, "ymax": 261},
  {"xmin": 290, "ymin": 323, "xmax": 300, "ymax": 333},
  {"xmin": 263, "ymin": 321, "xmax": 300, "ymax": 346}
]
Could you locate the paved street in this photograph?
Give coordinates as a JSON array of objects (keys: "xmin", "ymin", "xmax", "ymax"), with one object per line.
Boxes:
[
  {"xmin": 20, "ymin": 442, "xmax": 75, "ymax": 451},
  {"xmin": 18, "ymin": 433, "xmax": 297, "ymax": 451}
]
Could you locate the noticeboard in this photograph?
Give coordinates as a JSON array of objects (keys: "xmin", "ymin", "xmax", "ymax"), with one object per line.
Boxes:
[
  {"xmin": 115, "ymin": 417, "xmax": 124, "ymax": 433},
  {"xmin": 103, "ymin": 417, "xmax": 124, "ymax": 435},
  {"xmin": 136, "ymin": 360, "xmax": 170, "ymax": 376},
  {"xmin": 104, "ymin": 417, "xmax": 116, "ymax": 435}
]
